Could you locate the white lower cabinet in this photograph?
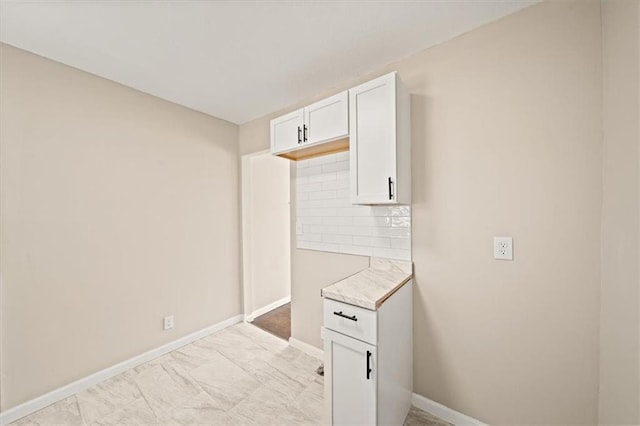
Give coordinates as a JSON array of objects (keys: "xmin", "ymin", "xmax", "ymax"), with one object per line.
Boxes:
[
  {"xmin": 328, "ymin": 332, "xmax": 377, "ymax": 425},
  {"xmin": 324, "ymin": 281, "xmax": 413, "ymax": 425}
]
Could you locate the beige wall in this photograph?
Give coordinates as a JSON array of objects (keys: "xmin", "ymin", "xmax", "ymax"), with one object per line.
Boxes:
[
  {"xmin": 241, "ymin": 151, "xmax": 290, "ymax": 315},
  {"xmin": 599, "ymin": 0, "xmax": 640, "ymax": 423},
  {"xmin": 406, "ymin": 2, "xmax": 601, "ymax": 423},
  {"xmin": 0, "ymin": 44, "xmax": 241, "ymax": 410},
  {"xmin": 240, "ymin": 1, "xmax": 603, "ymax": 423},
  {"xmin": 290, "ymin": 249, "xmax": 369, "ymax": 349}
]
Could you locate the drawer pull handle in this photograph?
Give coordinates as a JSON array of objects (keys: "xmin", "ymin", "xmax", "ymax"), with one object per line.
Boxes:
[
  {"xmin": 333, "ymin": 311, "xmax": 357, "ymax": 322},
  {"xmin": 366, "ymin": 350, "xmax": 372, "ymax": 380}
]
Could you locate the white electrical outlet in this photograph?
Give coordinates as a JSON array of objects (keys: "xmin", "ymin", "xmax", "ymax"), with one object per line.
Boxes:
[
  {"xmin": 163, "ymin": 315, "xmax": 174, "ymax": 330},
  {"xmin": 296, "ymin": 221, "xmax": 303, "ymax": 236},
  {"xmin": 494, "ymin": 237, "xmax": 513, "ymax": 260}
]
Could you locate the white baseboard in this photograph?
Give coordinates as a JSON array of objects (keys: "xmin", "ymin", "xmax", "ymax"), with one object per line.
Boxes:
[
  {"xmin": 289, "ymin": 337, "xmax": 324, "ymax": 360},
  {"xmin": 411, "ymin": 393, "xmax": 487, "ymax": 426},
  {"xmin": 0, "ymin": 314, "xmax": 244, "ymax": 426},
  {"xmin": 245, "ymin": 296, "xmax": 290, "ymax": 322}
]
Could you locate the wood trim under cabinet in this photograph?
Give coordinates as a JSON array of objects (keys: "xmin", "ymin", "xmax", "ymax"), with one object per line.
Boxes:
[{"xmin": 277, "ymin": 137, "xmax": 349, "ymax": 161}]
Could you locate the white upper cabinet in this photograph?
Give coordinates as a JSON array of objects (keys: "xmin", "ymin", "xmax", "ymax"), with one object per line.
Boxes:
[
  {"xmin": 270, "ymin": 91, "xmax": 348, "ymax": 159},
  {"xmin": 270, "ymin": 72, "xmax": 411, "ymax": 205},
  {"xmin": 303, "ymin": 91, "xmax": 349, "ymax": 146},
  {"xmin": 349, "ymin": 72, "xmax": 411, "ymax": 205},
  {"xmin": 270, "ymin": 108, "xmax": 304, "ymax": 155}
]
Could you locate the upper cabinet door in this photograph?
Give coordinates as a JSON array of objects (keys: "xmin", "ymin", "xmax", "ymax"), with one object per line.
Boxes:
[
  {"xmin": 303, "ymin": 91, "xmax": 349, "ymax": 146},
  {"xmin": 350, "ymin": 72, "xmax": 411, "ymax": 205},
  {"xmin": 270, "ymin": 108, "xmax": 304, "ymax": 155}
]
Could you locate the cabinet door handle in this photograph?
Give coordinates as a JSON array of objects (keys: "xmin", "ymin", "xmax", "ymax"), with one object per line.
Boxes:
[
  {"xmin": 303, "ymin": 124, "xmax": 308, "ymax": 142},
  {"xmin": 297, "ymin": 126, "xmax": 302, "ymax": 144},
  {"xmin": 333, "ymin": 311, "xmax": 357, "ymax": 322},
  {"xmin": 366, "ymin": 350, "xmax": 372, "ymax": 380},
  {"xmin": 388, "ymin": 177, "xmax": 394, "ymax": 200}
]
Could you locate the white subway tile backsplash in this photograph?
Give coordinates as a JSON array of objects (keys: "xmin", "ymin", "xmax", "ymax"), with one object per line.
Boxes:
[
  {"xmin": 297, "ymin": 182, "xmax": 322, "ymax": 193},
  {"xmin": 309, "ymin": 172, "xmax": 337, "ymax": 183},
  {"xmin": 322, "ymin": 160, "xmax": 350, "ymax": 173},
  {"xmin": 298, "ymin": 199, "xmax": 325, "ymax": 209},
  {"xmin": 309, "ymin": 190, "xmax": 337, "ymax": 200},
  {"xmin": 336, "ymin": 207, "xmax": 376, "ymax": 217},
  {"xmin": 322, "ymin": 198, "xmax": 352, "ymax": 208},
  {"xmin": 297, "ymin": 208, "xmax": 338, "ymax": 217},
  {"xmin": 305, "ymin": 224, "xmax": 338, "ymax": 234},
  {"xmin": 297, "ymin": 165, "xmax": 322, "ymax": 177},
  {"xmin": 335, "ymin": 226, "xmax": 357, "ymax": 236},
  {"xmin": 377, "ymin": 227, "xmax": 411, "ymax": 238},
  {"xmin": 371, "ymin": 205, "xmax": 411, "ymax": 217},
  {"xmin": 295, "ymin": 151, "xmax": 410, "ymax": 261},
  {"xmin": 298, "ymin": 217, "xmax": 323, "ymax": 225},
  {"xmin": 322, "ymin": 180, "xmax": 349, "ymax": 191},
  {"xmin": 323, "ymin": 234, "xmax": 353, "ymax": 245},
  {"xmin": 391, "ymin": 238, "xmax": 411, "ymax": 250},
  {"xmin": 352, "ymin": 216, "xmax": 392, "ymax": 227},
  {"xmin": 391, "ymin": 217, "xmax": 411, "ymax": 227},
  {"xmin": 338, "ymin": 226, "xmax": 390, "ymax": 237},
  {"xmin": 322, "ymin": 216, "xmax": 353, "ymax": 226},
  {"xmin": 353, "ymin": 236, "xmax": 391, "ymax": 248},
  {"xmin": 336, "ymin": 188, "xmax": 350, "ymax": 199},
  {"xmin": 299, "ymin": 233, "xmax": 323, "ymax": 242}
]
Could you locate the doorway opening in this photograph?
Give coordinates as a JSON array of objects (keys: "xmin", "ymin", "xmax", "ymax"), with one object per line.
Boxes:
[
  {"xmin": 251, "ymin": 302, "xmax": 291, "ymax": 340},
  {"xmin": 241, "ymin": 150, "xmax": 291, "ymax": 340}
]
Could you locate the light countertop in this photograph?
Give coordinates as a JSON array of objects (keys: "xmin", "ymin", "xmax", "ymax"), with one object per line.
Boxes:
[{"xmin": 321, "ymin": 257, "xmax": 413, "ymax": 310}]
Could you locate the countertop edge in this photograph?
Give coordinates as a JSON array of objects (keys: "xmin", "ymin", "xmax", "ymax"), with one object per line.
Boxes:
[
  {"xmin": 322, "ymin": 264, "xmax": 413, "ymax": 311},
  {"xmin": 373, "ymin": 274, "xmax": 413, "ymax": 309}
]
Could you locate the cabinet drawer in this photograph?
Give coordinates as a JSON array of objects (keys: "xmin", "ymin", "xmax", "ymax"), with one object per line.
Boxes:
[{"xmin": 324, "ymin": 298, "xmax": 377, "ymax": 345}]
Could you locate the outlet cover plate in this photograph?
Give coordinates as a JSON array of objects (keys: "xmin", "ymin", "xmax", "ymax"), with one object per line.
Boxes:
[
  {"xmin": 494, "ymin": 237, "xmax": 513, "ymax": 260},
  {"xmin": 163, "ymin": 315, "xmax": 174, "ymax": 330}
]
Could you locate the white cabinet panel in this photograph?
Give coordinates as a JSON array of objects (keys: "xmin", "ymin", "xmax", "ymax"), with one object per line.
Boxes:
[
  {"xmin": 328, "ymin": 330, "xmax": 376, "ymax": 426},
  {"xmin": 350, "ymin": 72, "xmax": 411, "ymax": 205},
  {"xmin": 270, "ymin": 108, "xmax": 303, "ymax": 155},
  {"xmin": 304, "ymin": 91, "xmax": 349, "ymax": 146}
]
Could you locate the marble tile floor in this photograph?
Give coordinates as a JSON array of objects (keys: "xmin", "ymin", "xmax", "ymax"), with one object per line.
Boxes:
[{"xmin": 12, "ymin": 322, "xmax": 448, "ymax": 426}]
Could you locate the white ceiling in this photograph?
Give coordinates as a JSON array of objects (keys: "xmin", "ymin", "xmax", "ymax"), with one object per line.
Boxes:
[{"xmin": 0, "ymin": 1, "xmax": 537, "ymax": 124}]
